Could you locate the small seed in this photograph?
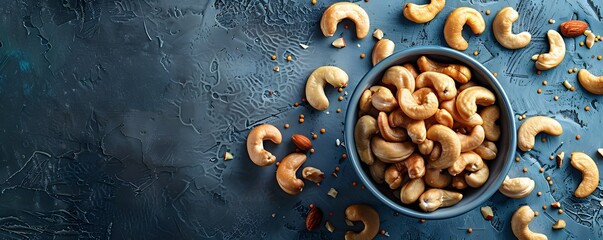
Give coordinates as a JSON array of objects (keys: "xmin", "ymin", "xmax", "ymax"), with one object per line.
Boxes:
[
  {"xmin": 299, "ymin": 114, "xmax": 305, "ymax": 119},
  {"xmin": 523, "ymin": 167, "xmax": 528, "ymax": 172},
  {"xmin": 420, "ymin": 219, "xmax": 426, "ymax": 223},
  {"xmin": 549, "ymin": 155, "xmax": 554, "ymax": 160},
  {"xmin": 580, "ymin": 41, "xmax": 585, "ymax": 46},
  {"xmin": 534, "ymin": 211, "xmax": 539, "ymax": 216},
  {"xmin": 301, "ymin": 98, "xmax": 307, "ymax": 102},
  {"xmin": 473, "ymin": 50, "xmax": 479, "ymax": 56},
  {"xmin": 284, "ymin": 123, "xmax": 290, "ymax": 129},
  {"xmin": 338, "ymin": 87, "xmax": 343, "ymax": 92},
  {"xmin": 542, "ymin": 205, "xmax": 547, "ymax": 210},
  {"xmin": 568, "ymin": 69, "xmax": 573, "ymax": 74},
  {"xmin": 380, "ymin": 230, "xmax": 385, "ymax": 235},
  {"xmin": 554, "ymin": 96, "xmax": 559, "ymax": 101},
  {"xmin": 336, "ymin": 108, "xmax": 341, "ymax": 113},
  {"xmin": 537, "ymin": 192, "xmax": 542, "ymax": 196},
  {"xmin": 310, "ymin": 148, "xmax": 315, "ymax": 153},
  {"xmin": 548, "ymin": 19, "xmax": 555, "ymax": 24},
  {"xmin": 518, "ymin": 116, "xmax": 523, "ymax": 120},
  {"xmin": 558, "ymin": 209, "xmax": 563, "ymax": 214},
  {"xmin": 309, "ymin": 203, "xmax": 314, "ymax": 208},
  {"xmin": 299, "ymin": 118, "xmax": 305, "ymax": 123},
  {"xmin": 570, "ymin": 86, "xmax": 575, "ymax": 91},
  {"xmin": 467, "ymin": 228, "xmax": 473, "ymax": 233},
  {"xmin": 585, "ymin": 106, "xmax": 590, "ymax": 111},
  {"xmin": 546, "ymin": 176, "xmax": 551, "ymax": 181},
  {"xmin": 542, "ymin": 80, "xmax": 548, "ymax": 85},
  {"xmin": 540, "ymin": 168, "xmax": 545, "ymax": 173},
  {"xmin": 271, "ymin": 55, "xmax": 277, "ymax": 60},
  {"xmin": 320, "ymin": 128, "xmax": 326, "ymax": 134},
  {"xmin": 541, "ymin": 137, "xmax": 547, "ymax": 142},
  {"xmin": 573, "ymin": 67, "xmax": 578, "ymax": 72},
  {"xmin": 342, "ymin": 153, "xmax": 347, "ymax": 158},
  {"xmin": 273, "ymin": 66, "xmax": 280, "ymax": 72},
  {"xmin": 531, "ymin": 54, "xmax": 539, "ymax": 61},
  {"xmin": 549, "ymin": 180, "xmax": 553, "ymax": 185},
  {"xmin": 515, "ymin": 157, "xmax": 520, "ymax": 162},
  {"xmin": 287, "ymin": 55, "xmax": 292, "ymax": 61},
  {"xmin": 338, "ymin": 96, "xmax": 344, "ymax": 101},
  {"xmin": 537, "ymin": 88, "xmax": 542, "ymax": 94},
  {"xmin": 294, "ymin": 102, "xmax": 300, "ymax": 107},
  {"xmin": 486, "ymin": 10, "xmax": 491, "ymax": 15},
  {"xmin": 311, "ymin": 0, "xmax": 316, "ymax": 5},
  {"xmin": 360, "ymin": 53, "xmax": 366, "ymax": 59},
  {"xmin": 522, "ymin": 114, "xmax": 527, "ymax": 119},
  {"xmin": 312, "ymin": 134, "xmax": 318, "ymax": 139},
  {"xmin": 352, "ymin": 181, "xmax": 357, "ymax": 187},
  {"xmin": 576, "ymin": 134, "xmax": 581, "ymax": 140},
  {"xmin": 537, "ymin": 70, "xmax": 542, "ymax": 75},
  {"xmin": 598, "ymin": 55, "xmax": 602, "ymax": 60},
  {"xmin": 493, "ymin": 72, "xmax": 498, "ymax": 77}
]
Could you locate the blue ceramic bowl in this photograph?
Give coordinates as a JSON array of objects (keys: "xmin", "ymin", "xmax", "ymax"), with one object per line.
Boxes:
[{"xmin": 345, "ymin": 46, "xmax": 516, "ymax": 219}]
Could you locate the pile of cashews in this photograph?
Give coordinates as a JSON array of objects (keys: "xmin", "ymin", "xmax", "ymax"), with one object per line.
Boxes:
[{"xmin": 354, "ymin": 55, "xmax": 503, "ymax": 212}]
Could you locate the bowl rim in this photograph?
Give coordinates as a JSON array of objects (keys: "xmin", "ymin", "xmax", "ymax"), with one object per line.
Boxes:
[{"xmin": 344, "ymin": 46, "xmax": 517, "ymax": 219}]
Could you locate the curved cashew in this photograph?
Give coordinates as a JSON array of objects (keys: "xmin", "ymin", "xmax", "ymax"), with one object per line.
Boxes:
[
  {"xmin": 517, "ymin": 116, "xmax": 563, "ymax": 151},
  {"xmin": 344, "ymin": 204, "xmax": 380, "ymax": 240},
  {"xmin": 492, "ymin": 7, "xmax": 531, "ymax": 49},
  {"xmin": 403, "ymin": 0, "xmax": 445, "ymax": 24},
  {"xmin": 429, "ymin": 143, "xmax": 442, "ymax": 162},
  {"xmin": 479, "ymin": 105, "xmax": 501, "ymax": 142},
  {"xmin": 370, "ymin": 86, "xmax": 398, "ymax": 112},
  {"xmin": 535, "ymin": 30, "xmax": 565, "ymax": 70},
  {"xmin": 247, "ymin": 124, "xmax": 282, "ymax": 166},
  {"xmin": 321, "ymin": 2, "xmax": 370, "ymax": 39},
  {"xmin": 465, "ymin": 163, "xmax": 489, "ymax": 188},
  {"xmin": 378, "ymin": 112, "xmax": 408, "ymax": 142},
  {"xmin": 398, "ymin": 88, "xmax": 439, "ymax": 120},
  {"xmin": 372, "ymin": 39, "xmax": 395, "ymax": 66},
  {"xmin": 403, "ymin": 63, "xmax": 419, "ymax": 78},
  {"xmin": 276, "ymin": 153, "xmax": 306, "ymax": 195},
  {"xmin": 306, "ymin": 66, "xmax": 349, "ymax": 111},
  {"xmin": 457, "ymin": 125, "xmax": 486, "ymax": 152},
  {"xmin": 443, "ymin": 7, "xmax": 485, "ymax": 51},
  {"xmin": 440, "ymin": 99, "xmax": 483, "ymax": 126},
  {"xmin": 369, "ymin": 159, "xmax": 387, "ymax": 184},
  {"xmin": 474, "ymin": 141, "xmax": 497, "ymax": 160},
  {"xmin": 419, "ymin": 139, "xmax": 434, "ymax": 155},
  {"xmin": 389, "ymin": 109, "xmax": 427, "ymax": 144},
  {"xmin": 371, "ymin": 136, "xmax": 415, "ymax": 163},
  {"xmin": 577, "ymin": 69, "xmax": 603, "ymax": 95},
  {"xmin": 384, "ymin": 164, "xmax": 405, "ymax": 189},
  {"xmin": 400, "ymin": 153, "xmax": 426, "ymax": 179},
  {"xmin": 415, "ymin": 72, "xmax": 458, "ymax": 101},
  {"xmin": 359, "ymin": 89, "xmax": 374, "ymax": 115},
  {"xmin": 302, "ymin": 167, "xmax": 325, "ymax": 184},
  {"xmin": 452, "ymin": 174, "xmax": 468, "ymax": 190},
  {"xmin": 381, "ymin": 66, "xmax": 416, "ymax": 93},
  {"xmin": 426, "ymin": 124, "xmax": 462, "ymax": 169},
  {"xmin": 354, "ymin": 115, "xmax": 379, "ymax": 165},
  {"xmin": 448, "ymin": 151, "xmax": 484, "ymax": 176},
  {"xmin": 435, "ymin": 109, "xmax": 454, "ymax": 128},
  {"xmin": 455, "ymin": 86, "xmax": 496, "ymax": 120},
  {"xmin": 417, "ymin": 56, "xmax": 472, "ymax": 84},
  {"xmin": 424, "ymin": 165, "xmax": 452, "ymax": 188},
  {"xmin": 570, "ymin": 152, "xmax": 599, "ymax": 198},
  {"xmin": 458, "ymin": 81, "xmax": 479, "ymax": 92},
  {"xmin": 419, "ymin": 189, "xmax": 463, "ymax": 212},
  {"xmin": 511, "ymin": 206, "xmax": 548, "ymax": 240},
  {"xmin": 401, "ymin": 178, "xmax": 425, "ymax": 204},
  {"xmin": 499, "ymin": 176, "xmax": 535, "ymax": 198}
]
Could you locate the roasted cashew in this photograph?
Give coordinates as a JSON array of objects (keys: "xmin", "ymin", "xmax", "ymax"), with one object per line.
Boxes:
[
  {"xmin": 389, "ymin": 109, "xmax": 427, "ymax": 144},
  {"xmin": 247, "ymin": 124, "xmax": 282, "ymax": 166},
  {"xmin": 417, "ymin": 56, "xmax": 471, "ymax": 84},
  {"xmin": 424, "ymin": 165, "xmax": 452, "ymax": 188},
  {"xmin": 381, "ymin": 66, "xmax": 416, "ymax": 93},
  {"xmin": 419, "ymin": 139, "xmax": 434, "ymax": 155},
  {"xmin": 302, "ymin": 167, "xmax": 325, "ymax": 184},
  {"xmin": 448, "ymin": 151, "xmax": 484, "ymax": 176},
  {"xmin": 400, "ymin": 153, "xmax": 426, "ymax": 179},
  {"xmin": 452, "ymin": 174, "xmax": 468, "ymax": 190},
  {"xmin": 344, "ymin": 204, "xmax": 380, "ymax": 240},
  {"xmin": 415, "ymin": 72, "xmax": 458, "ymax": 101},
  {"xmin": 359, "ymin": 89, "xmax": 374, "ymax": 116},
  {"xmin": 419, "ymin": 189, "xmax": 463, "ymax": 212},
  {"xmin": 426, "ymin": 124, "xmax": 462, "ymax": 169},
  {"xmin": 355, "ymin": 115, "xmax": 379, "ymax": 165},
  {"xmin": 429, "ymin": 143, "xmax": 442, "ymax": 162},
  {"xmin": 499, "ymin": 176, "xmax": 535, "ymax": 199},
  {"xmin": 479, "ymin": 105, "xmax": 501, "ymax": 142},
  {"xmin": 443, "ymin": 7, "xmax": 485, "ymax": 51},
  {"xmin": 378, "ymin": 112, "xmax": 408, "ymax": 142},
  {"xmin": 535, "ymin": 30, "xmax": 565, "ymax": 70},
  {"xmin": 455, "ymin": 86, "xmax": 496, "ymax": 120},
  {"xmin": 403, "ymin": 63, "xmax": 419, "ymax": 78},
  {"xmin": 370, "ymin": 86, "xmax": 398, "ymax": 112},
  {"xmin": 440, "ymin": 99, "xmax": 483, "ymax": 126},
  {"xmin": 398, "ymin": 88, "xmax": 439, "ymax": 120},
  {"xmin": 570, "ymin": 152, "xmax": 599, "ymax": 198},
  {"xmin": 371, "ymin": 136, "xmax": 416, "ymax": 163},
  {"xmin": 517, "ymin": 116, "xmax": 563, "ymax": 151},
  {"xmin": 403, "ymin": 0, "xmax": 445, "ymax": 24},
  {"xmin": 511, "ymin": 206, "xmax": 548, "ymax": 240},
  {"xmin": 577, "ymin": 69, "xmax": 603, "ymax": 95},
  {"xmin": 370, "ymin": 159, "xmax": 387, "ymax": 184},
  {"xmin": 276, "ymin": 153, "xmax": 306, "ymax": 195},
  {"xmin": 372, "ymin": 39, "xmax": 395, "ymax": 66},
  {"xmin": 306, "ymin": 66, "xmax": 349, "ymax": 111},
  {"xmin": 434, "ymin": 109, "xmax": 454, "ymax": 128},
  {"xmin": 321, "ymin": 2, "xmax": 370, "ymax": 39},
  {"xmin": 492, "ymin": 7, "xmax": 531, "ymax": 49},
  {"xmin": 457, "ymin": 125, "xmax": 485, "ymax": 152},
  {"xmin": 401, "ymin": 178, "xmax": 425, "ymax": 204},
  {"xmin": 385, "ymin": 164, "xmax": 405, "ymax": 189},
  {"xmin": 465, "ymin": 163, "xmax": 489, "ymax": 188},
  {"xmin": 474, "ymin": 141, "xmax": 497, "ymax": 160}
]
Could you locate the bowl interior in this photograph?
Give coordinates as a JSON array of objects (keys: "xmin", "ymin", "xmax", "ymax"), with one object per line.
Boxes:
[{"xmin": 345, "ymin": 46, "xmax": 516, "ymax": 219}]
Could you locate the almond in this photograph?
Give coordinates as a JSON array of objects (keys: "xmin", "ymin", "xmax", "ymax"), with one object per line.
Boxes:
[
  {"xmin": 305, "ymin": 207, "xmax": 323, "ymax": 231},
  {"xmin": 559, "ymin": 20, "xmax": 588, "ymax": 37},
  {"xmin": 291, "ymin": 134, "xmax": 312, "ymax": 150}
]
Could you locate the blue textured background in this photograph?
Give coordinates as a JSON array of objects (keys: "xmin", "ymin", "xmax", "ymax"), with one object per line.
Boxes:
[{"xmin": 0, "ymin": 0, "xmax": 601, "ymax": 239}]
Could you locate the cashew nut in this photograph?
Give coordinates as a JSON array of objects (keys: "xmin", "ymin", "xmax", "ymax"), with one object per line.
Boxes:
[
  {"xmin": 419, "ymin": 189, "xmax": 463, "ymax": 212},
  {"xmin": 276, "ymin": 153, "xmax": 306, "ymax": 195},
  {"xmin": 403, "ymin": 0, "xmax": 445, "ymax": 24},
  {"xmin": 577, "ymin": 69, "xmax": 603, "ymax": 95},
  {"xmin": 474, "ymin": 141, "xmax": 497, "ymax": 160},
  {"xmin": 378, "ymin": 112, "xmax": 408, "ymax": 142},
  {"xmin": 535, "ymin": 30, "xmax": 565, "ymax": 70},
  {"xmin": 455, "ymin": 86, "xmax": 495, "ymax": 120},
  {"xmin": 385, "ymin": 164, "xmax": 405, "ymax": 189},
  {"xmin": 417, "ymin": 56, "xmax": 471, "ymax": 84},
  {"xmin": 355, "ymin": 115, "xmax": 379, "ymax": 165},
  {"xmin": 372, "ymin": 39, "xmax": 395, "ymax": 66},
  {"xmin": 517, "ymin": 116, "xmax": 563, "ymax": 151},
  {"xmin": 401, "ymin": 153, "xmax": 426, "ymax": 179},
  {"xmin": 435, "ymin": 109, "xmax": 454, "ymax": 128},
  {"xmin": 465, "ymin": 163, "xmax": 489, "ymax": 188},
  {"xmin": 370, "ymin": 86, "xmax": 398, "ymax": 112},
  {"xmin": 424, "ymin": 165, "xmax": 452, "ymax": 188},
  {"xmin": 403, "ymin": 63, "xmax": 419, "ymax": 78},
  {"xmin": 381, "ymin": 66, "xmax": 416, "ymax": 93},
  {"xmin": 511, "ymin": 206, "xmax": 548, "ymax": 240},
  {"xmin": 359, "ymin": 89, "xmax": 375, "ymax": 116},
  {"xmin": 499, "ymin": 176, "xmax": 535, "ymax": 199},
  {"xmin": 400, "ymin": 178, "xmax": 426, "ymax": 204},
  {"xmin": 492, "ymin": 7, "xmax": 531, "ymax": 49},
  {"xmin": 415, "ymin": 72, "xmax": 458, "ymax": 101},
  {"xmin": 247, "ymin": 124, "xmax": 282, "ymax": 166},
  {"xmin": 398, "ymin": 88, "xmax": 439, "ymax": 120},
  {"xmin": 570, "ymin": 152, "xmax": 599, "ymax": 198},
  {"xmin": 443, "ymin": 7, "xmax": 486, "ymax": 51},
  {"xmin": 370, "ymin": 159, "xmax": 387, "ymax": 184},
  {"xmin": 456, "ymin": 125, "xmax": 485, "ymax": 152},
  {"xmin": 306, "ymin": 66, "xmax": 349, "ymax": 111},
  {"xmin": 418, "ymin": 139, "xmax": 434, "ymax": 155},
  {"xmin": 371, "ymin": 136, "xmax": 415, "ymax": 163},
  {"xmin": 344, "ymin": 204, "xmax": 380, "ymax": 240},
  {"xmin": 321, "ymin": 2, "xmax": 370, "ymax": 39},
  {"xmin": 429, "ymin": 143, "xmax": 442, "ymax": 162},
  {"xmin": 479, "ymin": 105, "xmax": 501, "ymax": 142},
  {"xmin": 448, "ymin": 151, "xmax": 484, "ymax": 176},
  {"xmin": 426, "ymin": 124, "xmax": 462, "ymax": 169},
  {"xmin": 440, "ymin": 99, "xmax": 483, "ymax": 126},
  {"xmin": 389, "ymin": 109, "xmax": 427, "ymax": 144},
  {"xmin": 452, "ymin": 174, "xmax": 468, "ymax": 190},
  {"xmin": 302, "ymin": 167, "xmax": 325, "ymax": 184}
]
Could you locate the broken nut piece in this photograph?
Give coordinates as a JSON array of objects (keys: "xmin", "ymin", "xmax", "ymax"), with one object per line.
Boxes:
[
  {"xmin": 302, "ymin": 167, "xmax": 325, "ymax": 183},
  {"xmin": 552, "ymin": 219, "xmax": 566, "ymax": 229},
  {"xmin": 556, "ymin": 152, "xmax": 564, "ymax": 168},
  {"xmin": 332, "ymin": 37, "xmax": 346, "ymax": 48},
  {"xmin": 480, "ymin": 206, "xmax": 494, "ymax": 220},
  {"xmin": 373, "ymin": 29, "xmax": 384, "ymax": 40}
]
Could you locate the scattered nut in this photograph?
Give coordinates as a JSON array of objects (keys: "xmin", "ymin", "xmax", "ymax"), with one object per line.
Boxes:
[
  {"xmin": 570, "ymin": 152, "xmax": 599, "ymax": 198},
  {"xmin": 372, "ymin": 39, "xmax": 395, "ymax": 66},
  {"xmin": 247, "ymin": 124, "xmax": 282, "ymax": 166},
  {"xmin": 577, "ymin": 69, "xmax": 603, "ymax": 94},
  {"xmin": 511, "ymin": 206, "xmax": 548, "ymax": 240},
  {"xmin": 480, "ymin": 206, "xmax": 494, "ymax": 220},
  {"xmin": 373, "ymin": 28, "xmax": 384, "ymax": 40},
  {"xmin": 444, "ymin": 7, "xmax": 486, "ymax": 50},
  {"xmin": 292, "ymin": 134, "xmax": 313, "ymax": 151},
  {"xmin": 559, "ymin": 20, "xmax": 588, "ymax": 37},
  {"xmin": 517, "ymin": 116, "xmax": 563, "ymax": 151},
  {"xmin": 551, "ymin": 202, "xmax": 561, "ymax": 208},
  {"xmin": 492, "ymin": 7, "xmax": 531, "ymax": 49},
  {"xmin": 556, "ymin": 152, "xmax": 564, "ymax": 168},
  {"xmin": 499, "ymin": 176, "xmax": 535, "ymax": 199},
  {"xmin": 332, "ymin": 37, "xmax": 346, "ymax": 48},
  {"xmin": 302, "ymin": 167, "xmax": 325, "ymax": 183},
  {"xmin": 403, "ymin": 0, "xmax": 445, "ymax": 23},
  {"xmin": 344, "ymin": 204, "xmax": 380, "ymax": 240},
  {"xmin": 328, "ymin": 187, "xmax": 338, "ymax": 198},
  {"xmin": 552, "ymin": 219, "xmax": 566, "ymax": 230},
  {"xmin": 325, "ymin": 221, "xmax": 335, "ymax": 232},
  {"xmin": 276, "ymin": 153, "xmax": 306, "ymax": 195},
  {"xmin": 306, "ymin": 66, "xmax": 349, "ymax": 111},
  {"xmin": 535, "ymin": 30, "xmax": 565, "ymax": 70},
  {"xmin": 306, "ymin": 207, "xmax": 323, "ymax": 231},
  {"xmin": 320, "ymin": 2, "xmax": 370, "ymax": 38},
  {"xmin": 224, "ymin": 151, "xmax": 234, "ymax": 161}
]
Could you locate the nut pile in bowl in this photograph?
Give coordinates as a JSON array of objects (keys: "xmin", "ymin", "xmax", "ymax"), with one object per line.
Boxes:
[{"xmin": 354, "ymin": 55, "xmax": 502, "ymax": 212}]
